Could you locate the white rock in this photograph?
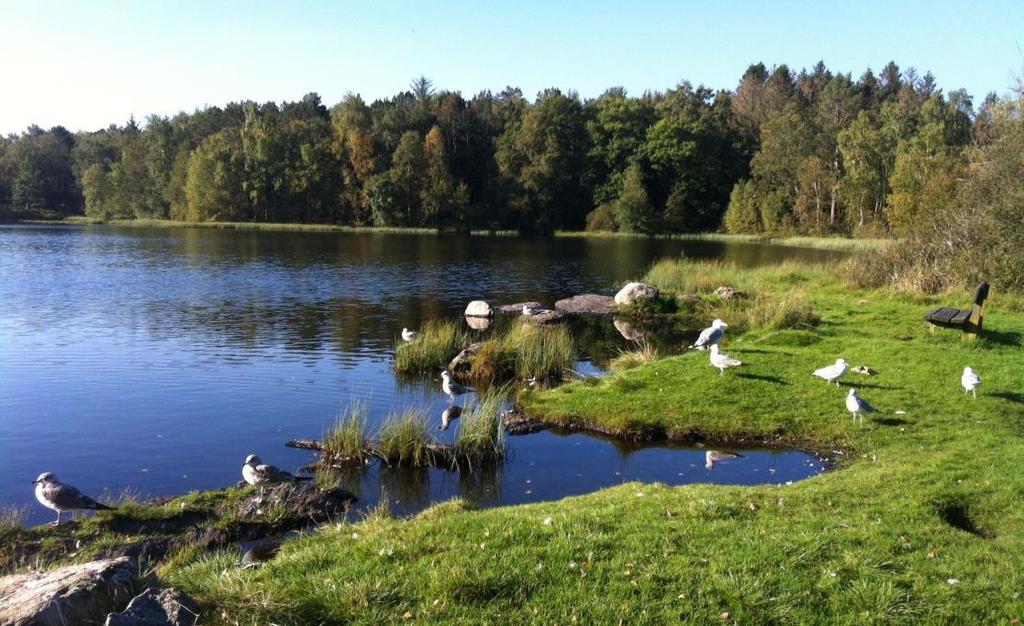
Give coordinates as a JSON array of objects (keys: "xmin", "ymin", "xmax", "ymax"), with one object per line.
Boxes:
[
  {"xmin": 614, "ymin": 282, "xmax": 659, "ymax": 306},
  {"xmin": 464, "ymin": 300, "xmax": 494, "ymax": 318}
]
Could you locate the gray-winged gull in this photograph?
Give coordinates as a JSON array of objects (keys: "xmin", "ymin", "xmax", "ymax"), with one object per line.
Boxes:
[
  {"xmin": 689, "ymin": 319, "xmax": 727, "ymax": 351},
  {"xmin": 401, "ymin": 328, "xmax": 418, "ymax": 342},
  {"xmin": 441, "ymin": 370, "xmax": 472, "ymax": 403},
  {"xmin": 709, "ymin": 344, "xmax": 742, "ymax": 375},
  {"xmin": 33, "ymin": 472, "xmax": 113, "ymax": 525},
  {"xmin": 961, "ymin": 366, "xmax": 981, "ymax": 398},
  {"xmin": 845, "ymin": 389, "xmax": 877, "ymax": 426},
  {"xmin": 242, "ymin": 454, "xmax": 311, "ymax": 489},
  {"xmin": 705, "ymin": 450, "xmax": 742, "ymax": 469},
  {"xmin": 813, "ymin": 358, "xmax": 849, "ymax": 386}
]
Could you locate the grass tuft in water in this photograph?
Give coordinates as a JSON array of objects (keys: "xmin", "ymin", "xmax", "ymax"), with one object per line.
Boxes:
[
  {"xmin": 394, "ymin": 320, "xmax": 470, "ymax": 374},
  {"xmin": 376, "ymin": 409, "xmax": 433, "ymax": 467},
  {"xmin": 609, "ymin": 340, "xmax": 660, "ymax": 372},
  {"xmin": 470, "ymin": 320, "xmax": 575, "ymax": 385},
  {"xmin": 454, "ymin": 389, "xmax": 508, "ymax": 465},
  {"xmin": 322, "ymin": 402, "xmax": 371, "ymax": 463}
]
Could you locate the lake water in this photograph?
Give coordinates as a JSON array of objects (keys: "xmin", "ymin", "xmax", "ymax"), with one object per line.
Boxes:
[{"xmin": 0, "ymin": 225, "xmax": 840, "ymax": 524}]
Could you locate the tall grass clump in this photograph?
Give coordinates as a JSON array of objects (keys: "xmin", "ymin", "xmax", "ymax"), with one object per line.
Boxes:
[
  {"xmin": 454, "ymin": 389, "xmax": 507, "ymax": 465},
  {"xmin": 609, "ymin": 340, "xmax": 660, "ymax": 372},
  {"xmin": 322, "ymin": 402, "xmax": 370, "ymax": 463},
  {"xmin": 470, "ymin": 320, "xmax": 575, "ymax": 384},
  {"xmin": 376, "ymin": 409, "xmax": 432, "ymax": 466},
  {"xmin": 394, "ymin": 320, "xmax": 469, "ymax": 374}
]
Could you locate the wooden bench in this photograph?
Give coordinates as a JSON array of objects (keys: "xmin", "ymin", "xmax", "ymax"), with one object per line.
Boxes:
[{"xmin": 924, "ymin": 282, "xmax": 989, "ymax": 339}]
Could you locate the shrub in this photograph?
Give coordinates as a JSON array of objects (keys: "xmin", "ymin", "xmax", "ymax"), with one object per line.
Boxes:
[
  {"xmin": 471, "ymin": 320, "xmax": 575, "ymax": 385},
  {"xmin": 609, "ymin": 341, "xmax": 659, "ymax": 372},
  {"xmin": 455, "ymin": 389, "xmax": 507, "ymax": 465},
  {"xmin": 322, "ymin": 403, "xmax": 370, "ymax": 463},
  {"xmin": 376, "ymin": 409, "xmax": 432, "ymax": 466}
]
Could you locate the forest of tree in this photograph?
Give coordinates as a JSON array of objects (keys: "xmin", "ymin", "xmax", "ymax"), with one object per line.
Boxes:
[{"xmin": 0, "ymin": 62, "xmax": 1004, "ymax": 237}]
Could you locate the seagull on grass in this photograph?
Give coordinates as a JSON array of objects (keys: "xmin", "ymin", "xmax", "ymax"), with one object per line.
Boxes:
[
  {"xmin": 401, "ymin": 328, "xmax": 418, "ymax": 342},
  {"xmin": 961, "ymin": 367, "xmax": 981, "ymax": 398},
  {"xmin": 705, "ymin": 451, "xmax": 742, "ymax": 470},
  {"xmin": 242, "ymin": 455, "xmax": 311, "ymax": 490},
  {"xmin": 440, "ymin": 370, "xmax": 472, "ymax": 403},
  {"xmin": 845, "ymin": 389, "xmax": 877, "ymax": 427},
  {"xmin": 709, "ymin": 344, "xmax": 742, "ymax": 375},
  {"xmin": 689, "ymin": 319, "xmax": 727, "ymax": 351},
  {"xmin": 439, "ymin": 405, "xmax": 462, "ymax": 431},
  {"xmin": 33, "ymin": 472, "xmax": 113, "ymax": 526},
  {"xmin": 813, "ymin": 358, "xmax": 849, "ymax": 386}
]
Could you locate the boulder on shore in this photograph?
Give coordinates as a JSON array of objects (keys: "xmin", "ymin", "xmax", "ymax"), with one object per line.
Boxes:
[
  {"xmin": 464, "ymin": 300, "xmax": 494, "ymax": 318},
  {"xmin": 614, "ymin": 282, "xmax": 659, "ymax": 306},
  {"xmin": 448, "ymin": 341, "xmax": 485, "ymax": 371},
  {"xmin": 555, "ymin": 294, "xmax": 616, "ymax": 316},
  {"xmin": 104, "ymin": 587, "xmax": 200, "ymax": 626},
  {"xmin": 0, "ymin": 557, "xmax": 141, "ymax": 626}
]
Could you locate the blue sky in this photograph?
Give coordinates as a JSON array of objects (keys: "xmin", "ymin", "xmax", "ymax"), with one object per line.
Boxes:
[{"xmin": 1, "ymin": 0, "xmax": 1021, "ymax": 134}]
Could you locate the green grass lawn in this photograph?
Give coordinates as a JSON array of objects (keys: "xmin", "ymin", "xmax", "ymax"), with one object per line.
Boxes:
[{"xmin": 149, "ymin": 262, "xmax": 1023, "ymax": 624}]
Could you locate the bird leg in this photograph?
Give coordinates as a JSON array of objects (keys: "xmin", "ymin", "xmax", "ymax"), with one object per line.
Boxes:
[{"xmin": 52, "ymin": 511, "xmax": 62, "ymax": 526}]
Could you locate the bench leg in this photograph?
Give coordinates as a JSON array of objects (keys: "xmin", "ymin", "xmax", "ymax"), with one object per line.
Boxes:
[{"xmin": 929, "ymin": 323, "xmax": 936, "ymax": 335}]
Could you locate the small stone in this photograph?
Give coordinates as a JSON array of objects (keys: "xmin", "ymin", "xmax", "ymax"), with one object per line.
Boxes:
[{"xmin": 104, "ymin": 587, "xmax": 200, "ymax": 626}]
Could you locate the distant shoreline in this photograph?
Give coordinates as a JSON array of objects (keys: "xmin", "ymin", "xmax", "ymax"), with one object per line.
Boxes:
[{"xmin": 12, "ymin": 217, "xmax": 891, "ymax": 252}]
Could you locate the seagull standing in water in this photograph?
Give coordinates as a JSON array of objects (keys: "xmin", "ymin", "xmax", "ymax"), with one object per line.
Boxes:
[
  {"xmin": 705, "ymin": 450, "xmax": 742, "ymax": 470},
  {"xmin": 845, "ymin": 389, "xmax": 877, "ymax": 426},
  {"xmin": 690, "ymin": 319, "xmax": 727, "ymax": 351},
  {"xmin": 401, "ymin": 328, "xmax": 418, "ymax": 342},
  {"xmin": 961, "ymin": 367, "xmax": 981, "ymax": 398},
  {"xmin": 813, "ymin": 358, "xmax": 849, "ymax": 386},
  {"xmin": 709, "ymin": 344, "xmax": 742, "ymax": 375},
  {"xmin": 33, "ymin": 472, "xmax": 113, "ymax": 525},
  {"xmin": 440, "ymin": 370, "xmax": 472, "ymax": 403},
  {"xmin": 242, "ymin": 455, "xmax": 311, "ymax": 494}
]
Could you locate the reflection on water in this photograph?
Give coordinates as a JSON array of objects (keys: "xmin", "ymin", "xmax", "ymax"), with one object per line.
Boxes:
[{"xmin": 0, "ymin": 225, "xmax": 840, "ymax": 524}]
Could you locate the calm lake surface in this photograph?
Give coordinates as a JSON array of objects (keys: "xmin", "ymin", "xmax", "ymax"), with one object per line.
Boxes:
[{"xmin": 0, "ymin": 225, "xmax": 841, "ymax": 524}]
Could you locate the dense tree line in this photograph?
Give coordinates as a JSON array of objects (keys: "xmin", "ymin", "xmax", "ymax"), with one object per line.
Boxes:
[{"xmin": 0, "ymin": 63, "xmax": 1004, "ymax": 237}]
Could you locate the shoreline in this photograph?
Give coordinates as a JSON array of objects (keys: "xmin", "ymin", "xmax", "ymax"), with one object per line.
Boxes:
[{"xmin": 9, "ymin": 217, "xmax": 891, "ymax": 251}]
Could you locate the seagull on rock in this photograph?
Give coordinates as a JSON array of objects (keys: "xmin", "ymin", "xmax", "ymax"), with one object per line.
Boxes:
[
  {"xmin": 689, "ymin": 319, "xmax": 727, "ymax": 351},
  {"xmin": 522, "ymin": 304, "xmax": 540, "ymax": 316},
  {"xmin": 705, "ymin": 450, "xmax": 742, "ymax": 470},
  {"xmin": 33, "ymin": 472, "xmax": 113, "ymax": 525},
  {"xmin": 401, "ymin": 328, "xmax": 418, "ymax": 342},
  {"xmin": 813, "ymin": 358, "xmax": 849, "ymax": 386},
  {"xmin": 242, "ymin": 455, "xmax": 311, "ymax": 489},
  {"xmin": 439, "ymin": 405, "xmax": 462, "ymax": 431},
  {"xmin": 961, "ymin": 367, "xmax": 981, "ymax": 398},
  {"xmin": 709, "ymin": 344, "xmax": 742, "ymax": 375},
  {"xmin": 845, "ymin": 389, "xmax": 877, "ymax": 426},
  {"xmin": 440, "ymin": 370, "xmax": 472, "ymax": 403}
]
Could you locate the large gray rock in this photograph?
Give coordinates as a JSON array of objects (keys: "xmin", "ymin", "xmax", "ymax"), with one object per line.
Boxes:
[
  {"xmin": 464, "ymin": 300, "xmax": 493, "ymax": 317},
  {"xmin": 614, "ymin": 282, "xmax": 659, "ymax": 306},
  {"xmin": 497, "ymin": 301, "xmax": 544, "ymax": 315},
  {"xmin": 555, "ymin": 294, "xmax": 616, "ymax": 316},
  {"xmin": 524, "ymin": 309, "xmax": 566, "ymax": 325},
  {"xmin": 104, "ymin": 587, "xmax": 199, "ymax": 626},
  {"xmin": 0, "ymin": 557, "xmax": 141, "ymax": 625},
  {"xmin": 448, "ymin": 341, "xmax": 485, "ymax": 371}
]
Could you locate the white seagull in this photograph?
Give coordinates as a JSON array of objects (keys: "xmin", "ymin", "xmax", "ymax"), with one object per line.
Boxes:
[
  {"xmin": 242, "ymin": 455, "xmax": 311, "ymax": 489},
  {"xmin": 689, "ymin": 319, "xmax": 727, "ymax": 351},
  {"xmin": 705, "ymin": 450, "xmax": 742, "ymax": 470},
  {"xmin": 401, "ymin": 328, "xmax": 418, "ymax": 342},
  {"xmin": 33, "ymin": 472, "xmax": 113, "ymax": 525},
  {"xmin": 709, "ymin": 344, "xmax": 742, "ymax": 375},
  {"xmin": 813, "ymin": 358, "xmax": 849, "ymax": 386},
  {"xmin": 961, "ymin": 367, "xmax": 981, "ymax": 398},
  {"xmin": 439, "ymin": 405, "xmax": 462, "ymax": 431},
  {"xmin": 440, "ymin": 370, "xmax": 472, "ymax": 403},
  {"xmin": 845, "ymin": 389, "xmax": 877, "ymax": 426},
  {"xmin": 522, "ymin": 304, "xmax": 540, "ymax": 316}
]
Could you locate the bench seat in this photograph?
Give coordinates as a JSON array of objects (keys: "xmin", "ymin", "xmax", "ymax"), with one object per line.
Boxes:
[{"xmin": 924, "ymin": 307, "xmax": 972, "ymax": 327}]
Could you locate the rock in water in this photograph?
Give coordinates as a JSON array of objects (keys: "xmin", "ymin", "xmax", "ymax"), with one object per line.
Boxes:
[
  {"xmin": 448, "ymin": 342, "xmax": 485, "ymax": 371},
  {"xmin": 464, "ymin": 300, "xmax": 493, "ymax": 317},
  {"xmin": 104, "ymin": 587, "xmax": 200, "ymax": 626},
  {"xmin": 555, "ymin": 294, "xmax": 616, "ymax": 316},
  {"xmin": 463, "ymin": 315, "xmax": 492, "ymax": 330},
  {"xmin": 614, "ymin": 282, "xmax": 659, "ymax": 305},
  {"xmin": 613, "ymin": 318, "xmax": 650, "ymax": 341},
  {"xmin": 497, "ymin": 301, "xmax": 545, "ymax": 315},
  {"xmin": 0, "ymin": 557, "xmax": 140, "ymax": 625}
]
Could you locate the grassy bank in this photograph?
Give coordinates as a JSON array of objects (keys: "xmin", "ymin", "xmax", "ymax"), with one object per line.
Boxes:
[
  {"xmin": 155, "ymin": 260, "xmax": 1024, "ymax": 623},
  {"xmin": 18, "ymin": 217, "xmax": 890, "ymax": 250}
]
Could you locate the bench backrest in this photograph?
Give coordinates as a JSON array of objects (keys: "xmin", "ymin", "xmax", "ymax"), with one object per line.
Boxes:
[
  {"xmin": 968, "ymin": 282, "xmax": 989, "ymax": 331},
  {"xmin": 973, "ymin": 282, "xmax": 990, "ymax": 307}
]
